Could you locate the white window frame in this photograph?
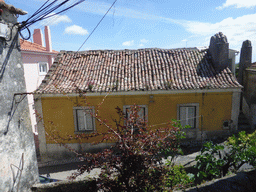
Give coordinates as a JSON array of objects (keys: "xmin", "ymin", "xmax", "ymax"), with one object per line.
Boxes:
[
  {"xmin": 123, "ymin": 105, "xmax": 148, "ymax": 125},
  {"xmin": 38, "ymin": 62, "xmax": 48, "ymax": 76},
  {"xmin": 73, "ymin": 106, "xmax": 96, "ymax": 133},
  {"xmin": 177, "ymin": 103, "xmax": 199, "ymax": 129}
]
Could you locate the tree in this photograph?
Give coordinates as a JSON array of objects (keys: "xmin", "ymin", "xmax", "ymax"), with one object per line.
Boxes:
[{"xmin": 48, "ymin": 104, "xmax": 185, "ymax": 191}]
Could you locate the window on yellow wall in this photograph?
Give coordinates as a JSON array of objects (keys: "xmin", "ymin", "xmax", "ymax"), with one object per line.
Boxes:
[
  {"xmin": 73, "ymin": 107, "xmax": 95, "ymax": 133},
  {"xmin": 177, "ymin": 103, "xmax": 199, "ymax": 129},
  {"xmin": 123, "ymin": 105, "xmax": 148, "ymax": 125}
]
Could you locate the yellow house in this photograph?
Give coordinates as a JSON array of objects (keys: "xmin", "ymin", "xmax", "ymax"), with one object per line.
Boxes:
[{"xmin": 34, "ymin": 32, "xmax": 241, "ymax": 162}]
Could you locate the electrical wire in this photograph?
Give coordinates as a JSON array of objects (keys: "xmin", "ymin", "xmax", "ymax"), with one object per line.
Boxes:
[
  {"xmin": 4, "ymin": 94, "xmax": 27, "ymax": 135},
  {"xmin": 76, "ymin": 0, "xmax": 118, "ymax": 52},
  {"xmin": 18, "ymin": 0, "xmax": 85, "ymax": 40}
]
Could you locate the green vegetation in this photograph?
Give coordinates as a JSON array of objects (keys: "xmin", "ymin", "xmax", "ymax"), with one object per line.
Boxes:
[
  {"xmin": 165, "ymin": 163, "xmax": 195, "ymax": 190},
  {"xmin": 194, "ymin": 131, "xmax": 256, "ymax": 184}
]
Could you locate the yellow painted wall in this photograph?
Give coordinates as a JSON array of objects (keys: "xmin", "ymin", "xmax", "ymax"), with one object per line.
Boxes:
[{"xmin": 41, "ymin": 92, "xmax": 233, "ymax": 144}]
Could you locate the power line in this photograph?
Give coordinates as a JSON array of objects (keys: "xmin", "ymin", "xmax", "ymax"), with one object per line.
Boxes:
[
  {"xmin": 18, "ymin": 0, "xmax": 85, "ymax": 40},
  {"xmin": 76, "ymin": 0, "xmax": 118, "ymax": 52}
]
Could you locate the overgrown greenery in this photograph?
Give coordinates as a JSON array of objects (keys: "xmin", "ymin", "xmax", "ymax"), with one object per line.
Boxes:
[
  {"xmin": 165, "ymin": 163, "xmax": 195, "ymax": 190},
  {"xmin": 194, "ymin": 131, "xmax": 256, "ymax": 184}
]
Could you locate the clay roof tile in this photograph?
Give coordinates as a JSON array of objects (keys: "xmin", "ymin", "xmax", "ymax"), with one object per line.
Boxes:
[{"xmin": 36, "ymin": 48, "xmax": 242, "ymax": 94}]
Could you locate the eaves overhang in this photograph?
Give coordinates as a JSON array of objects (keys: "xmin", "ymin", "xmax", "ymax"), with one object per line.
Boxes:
[
  {"xmin": 21, "ymin": 50, "xmax": 58, "ymax": 56},
  {"xmin": 34, "ymin": 87, "xmax": 242, "ymax": 99}
]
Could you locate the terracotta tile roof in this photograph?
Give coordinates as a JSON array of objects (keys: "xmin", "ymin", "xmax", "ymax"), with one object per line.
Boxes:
[
  {"xmin": 37, "ymin": 48, "xmax": 242, "ymax": 94},
  {"xmin": 20, "ymin": 39, "xmax": 58, "ymax": 54}
]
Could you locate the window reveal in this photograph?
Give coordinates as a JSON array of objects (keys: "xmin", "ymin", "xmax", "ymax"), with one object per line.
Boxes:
[{"xmin": 73, "ymin": 107, "xmax": 95, "ymax": 132}]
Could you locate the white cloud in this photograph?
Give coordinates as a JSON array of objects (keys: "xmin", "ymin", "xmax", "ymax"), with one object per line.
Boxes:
[
  {"xmin": 64, "ymin": 25, "xmax": 89, "ymax": 35},
  {"xmin": 217, "ymin": 0, "xmax": 256, "ymax": 10},
  {"xmin": 140, "ymin": 39, "xmax": 149, "ymax": 43},
  {"xmin": 122, "ymin": 40, "xmax": 134, "ymax": 46},
  {"xmin": 41, "ymin": 13, "xmax": 72, "ymax": 26},
  {"xmin": 74, "ymin": 1, "xmax": 179, "ymax": 24},
  {"xmin": 181, "ymin": 13, "xmax": 256, "ymax": 51}
]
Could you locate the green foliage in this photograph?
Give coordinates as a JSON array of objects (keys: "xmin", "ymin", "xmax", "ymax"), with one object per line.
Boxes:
[
  {"xmin": 226, "ymin": 131, "xmax": 256, "ymax": 169},
  {"xmin": 194, "ymin": 142, "xmax": 225, "ymax": 182},
  {"xmin": 165, "ymin": 162, "xmax": 194, "ymax": 190},
  {"xmin": 194, "ymin": 131, "xmax": 256, "ymax": 184}
]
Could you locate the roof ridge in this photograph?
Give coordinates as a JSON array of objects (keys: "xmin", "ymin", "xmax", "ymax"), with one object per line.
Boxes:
[{"xmin": 58, "ymin": 47, "xmax": 201, "ymax": 55}]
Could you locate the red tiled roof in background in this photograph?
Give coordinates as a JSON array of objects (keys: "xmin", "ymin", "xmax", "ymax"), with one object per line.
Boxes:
[
  {"xmin": 37, "ymin": 48, "xmax": 242, "ymax": 94},
  {"xmin": 20, "ymin": 39, "xmax": 58, "ymax": 54}
]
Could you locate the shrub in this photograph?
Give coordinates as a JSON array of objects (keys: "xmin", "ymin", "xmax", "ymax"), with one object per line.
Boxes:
[
  {"xmin": 194, "ymin": 142, "xmax": 225, "ymax": 182},
  {"xmin": 165, "ymin": 162, "xmax": 194, "ymax": 190},
  {"xmin": 194, "ymin": 131, "xmax": 256, "ymax": 184},
  {"xmin": 49, "ymin": 104, "xmax": 185, "ymax": 191}
]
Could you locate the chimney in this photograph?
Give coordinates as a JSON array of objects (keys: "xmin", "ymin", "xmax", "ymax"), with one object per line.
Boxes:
[
  {"xmin": 238, "ymin": 40, "xmax": 252, "ymax": 85},
  {"xmin": 33, "ymin": 29, "xmax": 43, "ymax": 46},
  {"xmin": 208, "ymin": 32, "xmax": 229, "ymax": 73},
  {"xmin": 44, "ymin": 26, "xmax": 52, "ymax": 52}
]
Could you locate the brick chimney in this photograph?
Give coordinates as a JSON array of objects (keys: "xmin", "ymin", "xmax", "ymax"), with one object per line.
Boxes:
[
  {"xmin": 44, "ymin": 26, "xmax": 52, "ymax": 52},
  {"xmin": 33, "ymin": 28, "xmax": 43, "ymax": 46},
  {"xmin": 208, "ymin": 32, "xmax": 229, "ymax": 73},
  {"xmin": 238, "ymin": 40, "xmax": 252, "ymax": 85}
]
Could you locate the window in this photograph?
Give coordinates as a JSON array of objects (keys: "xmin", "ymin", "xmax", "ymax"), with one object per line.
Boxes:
[
  {"xmin": 177, "ymin": 103, "xmax": 199, "ymax": 129},
  {"xmin": 123, "ymin": 105, "xmax": 148, "ymax": 124},
  {"xmin": 38, "ymin": 62, "xmax": 48, "ymax": 75},
  {"xmin": 73, "ymin": 107, "xmax": 95, "ymax": 133}
]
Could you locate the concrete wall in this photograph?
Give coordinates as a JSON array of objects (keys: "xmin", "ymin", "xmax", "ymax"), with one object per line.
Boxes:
[
  {"xmin": 183, "ymin": 169, "xmax": 256, "ymax": 192},
  {"xmin": 23, "ymin": 60, "xmax": 46, "ymax": 134},
  {"xmin": 35, "ymin": 89, "xmax": 240, "ymax": 162},
  {"xmin": 0, "ymin": 5, "xmax": 39, "ymax": 192},
  {"xmin": 22, "ymin": 26, "xmax": 57, "ymax": 135},
  {"xmin": 228, "ymin": 49, "xmax": 239, "ymax": 75},
  {"xmin": 242, "ymin": 69, "xmax": 256, "ymax": 128},
  {"xmin": 243, "ymin": 69, "xmax": 256, "ymax": 104},
  {"xmin": 252, "ymin": 104, "xmax": 256, "ymax": 129}
]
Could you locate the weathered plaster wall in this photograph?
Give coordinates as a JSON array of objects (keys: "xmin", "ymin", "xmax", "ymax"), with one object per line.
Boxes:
[
  {"xmin": 23, "ymin": 62, "xmax": 45, "ymax": 134},
  {"xmin": 231, "ymin": 91, "xmax": 241, "ymax": 131},
  {"xmin": 35, "ymin": 90, "xmax": 239, "ymax": 162},
  {"xmin": 243, "ymin": 69, "xmax": 256, "ymax": 104},
  {"xmin": 0, "ymin": 6, "xmax": 38, "ymax": 192}
]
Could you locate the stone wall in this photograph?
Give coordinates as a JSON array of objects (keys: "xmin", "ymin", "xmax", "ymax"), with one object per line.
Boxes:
[
  {"xmin": 0, "ymin": 3, "xmax": 39, "ymax": 192},
  {"xmin": 181, "ymin": 169, "xmax": 256, "ymax": 192},
  {"xmin": 31, "ymin": 169, "xmax": 256, "ymax": 192}
]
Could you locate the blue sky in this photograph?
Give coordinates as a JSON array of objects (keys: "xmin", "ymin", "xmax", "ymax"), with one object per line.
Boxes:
[{"xmin": 7, "ymin": 0, "xmax": 256, "ymax": 62}]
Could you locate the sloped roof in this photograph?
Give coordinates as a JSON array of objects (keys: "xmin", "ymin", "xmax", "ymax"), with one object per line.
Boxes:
[
  {"xmin": 20, "ymin": 39, "xmax": 58, "ymax": 54},
  {"xmin": 36, "ymin": 48, "xmax": 241, "ymax": 94}
]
